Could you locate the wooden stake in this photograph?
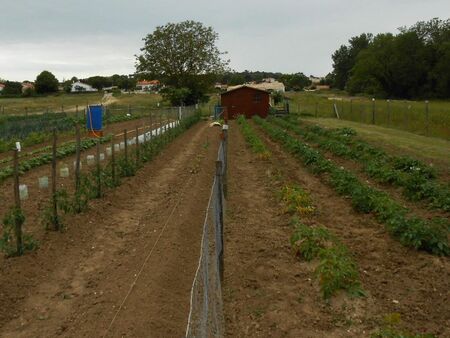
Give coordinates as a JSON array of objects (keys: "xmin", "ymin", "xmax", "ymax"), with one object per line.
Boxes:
[
  {"xmin": 135, "ymin": 125, "xmax": 139, "ymax": 165},
  {"xmin": 51, "ymin": 129, "xmax": 59, "ymax": 231},
  {"xmin": 124, "ymin": 129, "xmax": 128, "ymax": 163},
  {"xmin": 111, "ymin": 137, "xmax": 116, "ymax": 185},
  {"xmin": 75, "ymin": 124, "xmax": 81, "ymax": 193},
  {"xmin": 96, "ymin": 140, "xmax": 101, "ymax": 198},
  {"xmin": 13, "ymin": 149, "xmax": 23, "ymax": 254}
]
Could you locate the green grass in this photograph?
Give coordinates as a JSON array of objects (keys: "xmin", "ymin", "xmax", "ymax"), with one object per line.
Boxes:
[{"xmin": 286, "ymin": 91, "xmax": 450, "ymax": 140}]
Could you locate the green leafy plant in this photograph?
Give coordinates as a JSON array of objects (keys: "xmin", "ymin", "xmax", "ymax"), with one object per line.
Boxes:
[
  {"xmin": 237, "ymin": 115, "xmax": 271, "ymax": 160},
  {"xmin": 290, "ymin": 222, "xmax": 333, "ymax": 261},
  {"xmin": 1, "ymin": 207, "xmax": 37, "ymax": 257}
]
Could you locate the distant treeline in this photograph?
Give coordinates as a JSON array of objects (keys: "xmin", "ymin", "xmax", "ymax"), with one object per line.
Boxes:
[
  {"xmin": 216, "ymin": 71, "xmax": 312, "ymax": 91},
  {"xmin": 328, "ymin": 18, "xmax": 450, "ymax": 99}
]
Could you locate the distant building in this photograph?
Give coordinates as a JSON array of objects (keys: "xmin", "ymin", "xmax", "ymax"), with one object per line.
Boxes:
[
  {"xmin": 227, "ymin": 80, "xmax": 285, "ymax": 93},
  {"xmin": 0, "ymin": 83, "xmax": 4, "ymax": 92},
  {"xmin": 309, "ymin": 76, "xmax": 323, "ymax": 85},
  {"xmin": 103, "ymin": 86, "xmax": 119, "ymax": 92},
  {"xmin": 215, "ymin": 83, "xmax": 228, "ymax": 91},
  {"xmin": 71, "ymin": 81, "xmax": 98, "ymax": 93},
  {"xmin": 221, "ymin": 85, "xmax": 270, "ymax": 119},
  {"xmin": 22, "ymin": 81, "xmax": 34, "ymax": 93},
  {"xmin": 315, "ymin": 85, "xmax": 330, "ymax": 90},
  {"xmin": 136, "ymin": 80, "xmax": 160, "ymax": 92}
]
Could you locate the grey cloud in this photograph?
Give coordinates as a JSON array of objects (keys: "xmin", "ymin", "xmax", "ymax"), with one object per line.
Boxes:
[{"xmin": 0, "ymin": 0, "xmax": 449, "ymax": 81}]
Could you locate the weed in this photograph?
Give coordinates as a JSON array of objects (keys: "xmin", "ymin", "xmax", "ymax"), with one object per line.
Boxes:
[
  {"xmin": 280, "ymin": 185, "xmax": 316, "ymax": 216},
  {"xmin": 371, "ymin": 313, "xmax": 436, "ymax": 338}
]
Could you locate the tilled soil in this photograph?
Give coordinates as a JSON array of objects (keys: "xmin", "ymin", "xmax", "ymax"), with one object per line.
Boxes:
[
  {"xmin": 0, "ymin": 117, "xmax": 169, "ymax": 241},
  {"xmin": 223, "ymin": 120, "xmax": 449, "ymax": 337},
  {"xmin": 0, "ymin": 121, "xmax": 220, "ymax": 337}
]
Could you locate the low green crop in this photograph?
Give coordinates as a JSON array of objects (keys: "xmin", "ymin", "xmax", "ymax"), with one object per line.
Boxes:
[
  {"xmin": 290, "ymin": 220, "xmax": 364, "ymax": 299},
  {"xmin": 254, "ymin": 116, "xmax": 449, "ymax": 256},
  {"xmin": 237, "ymin": 115, "xmax": 271, "ymax": 160},
  {"xmin": 271, "ymin": 117, "xmax": 449, "ymax": 211}
]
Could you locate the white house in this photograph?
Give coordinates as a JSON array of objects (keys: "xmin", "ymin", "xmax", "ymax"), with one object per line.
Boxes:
[
  {"xmin": 0, "ymin": 83, "xmax": 4, "ymax": 92},
  {"xmin": 71, "ymin": 81, "xmax": 98, "ymax": 93},
  {"xmin": 136, "ymin": 80, "xmax": 160, "ymax": 92}
]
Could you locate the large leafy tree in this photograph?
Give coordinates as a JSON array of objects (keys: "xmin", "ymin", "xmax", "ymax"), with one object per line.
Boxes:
[
  {"xmin": 136, "ymin": 21, "xmax": 228, "ymax": 105},
  {"xmin": 1, "ymin": 81, "xmax": 22, "ymax": 96},
  {"xmin": 331, "ymin": 33, "xmax": 372, "ymax": 90},
  {"xmin": 35, "ymin": 70, "xmax": 59, "ymax": 94}
]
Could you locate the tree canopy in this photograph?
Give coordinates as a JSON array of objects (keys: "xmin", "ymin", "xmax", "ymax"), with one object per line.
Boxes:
[
  {"xmin": 136, "ymin": 20, "xmax": 228, "ymax": 105},
  {"xmin": 35, "ymin": 70, "xmax": 59, "ymax": 94},
  {"xmin": 330, "ymin": 18, "xmax": 450, "ymax": 99}
]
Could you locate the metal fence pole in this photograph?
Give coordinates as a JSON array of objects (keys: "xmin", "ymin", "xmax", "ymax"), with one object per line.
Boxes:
[
  {"xmin": 425, "ymin": 100, "xmax": 429, "ymax": 136},
  {"xmin": 215, "ymin": 159, "xmax": 224, "ymax": 282}
]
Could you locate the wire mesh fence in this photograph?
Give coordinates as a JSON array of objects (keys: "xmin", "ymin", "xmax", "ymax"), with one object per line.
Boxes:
[
  {"xmin": 186, "ymin": 128, "xmax": 227, "ymax": 338},
  {"xmin": 290, "ymin": 97, "xmax": 450, "ymax": 140}
]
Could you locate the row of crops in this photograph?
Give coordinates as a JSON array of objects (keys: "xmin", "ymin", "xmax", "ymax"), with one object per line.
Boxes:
[
  {"xmin": 0, "ymin": 106, "xmax": 167, "ymax": 153},
  {"xmin": 0, "ymin": 112, "xmax": 201, "ymax": 257},
  {"xmin": 237, "ymin": 116, "xmax": 364, "ymax": 299},
  {"xmin": 252, "ymin": 116, "xmax": 449, "ymax": 256},
  {"xmin": 270, "ymin": 117, "xmax": 450, "ymax": 212},
  {"xmin": 237, "ymin": 116, "xmax": 442, "ymax": 337}
]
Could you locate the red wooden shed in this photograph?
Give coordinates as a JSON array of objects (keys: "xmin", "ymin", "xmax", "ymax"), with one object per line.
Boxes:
[{"xmin": 220, "ymin": 85, "xmax": 270, "ymax": 119}]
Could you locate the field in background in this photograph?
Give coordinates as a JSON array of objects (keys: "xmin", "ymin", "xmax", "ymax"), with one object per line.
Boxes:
[
  {"xmin": 286, "ymin": 91, "xmax": 450, "ymax": 140},
  {"xmin": 0, "ymin": 92, "xmax": 164, "ymax": 115}
]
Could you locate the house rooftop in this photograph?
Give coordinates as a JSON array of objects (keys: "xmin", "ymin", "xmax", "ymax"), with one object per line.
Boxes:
[{"xmin": 223, "ymin": 84, "xmax": 269, "ymax": 95}]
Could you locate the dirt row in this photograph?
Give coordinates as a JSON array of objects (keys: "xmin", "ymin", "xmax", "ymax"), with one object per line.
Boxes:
[
  {"xmin": 0, "ymin": 121, "xmax": 220, "ymax": 337},
  {"xmin": 223, "ymin": 120, "xmax": 449, "ymax": 337}
]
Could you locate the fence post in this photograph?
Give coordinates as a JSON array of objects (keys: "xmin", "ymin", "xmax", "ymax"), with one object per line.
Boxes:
[
  {"xmin": 124, "ymin": 129, "xmax": 128, "ymax": 163},
  {"xmin": 76, "ymin": 105, "xmax": 79, "ymax": 120},
  {"xmin": 350, "ymin": 99, "xmax": 353, "ymax": 117},
  {"xmin": 315, "ymin": 101, "xmax": 318, "ymax": 118},
  {"xmin": 425, "ymin": 100, "xmax": 429, "ymax": 136},
  {"xmin": 75, "ymin": 124, "xmax": 81, "ymax": 193},
  {"xmin": 150, "ymin": 112, "xmax": 153, "ymax": 141},
  {"xmin": 13, "ymin": 149, "xmax": 23, "ymax": 255},
  {"xmin": 96, "ymin": 140, "xmax": 101, "ymax": 198},
  {"xmin": 111, "ymin": 136, "xmax": 116, "ymax": 185},
  {"xmin": 51, "ymin": 129, "xmax": 60, "ymax": 231},
  {"xmin": 135, "ymin": 125, "xmax": 139, "ymax": 165},
  {"xmin": 159, "ymin": 113, "xmax": 163, "ymax": 140},
  {"xmin": 387, "ymin": 100, "xmax": 391, "ymax": 127},
  {"xmin": 371, "ymin": 98, "xmax": 375, "ymax": 124},
  {"xmin": 215, "ymin": 160, "xmax": 224, "ymax": 282},
  {"xmin": 222, "ymin": 126, "xmax": 228, "ymax": 198},
  {"xmin": 25, "ymin": 107, "xmax": 28, "ymax": 116}
]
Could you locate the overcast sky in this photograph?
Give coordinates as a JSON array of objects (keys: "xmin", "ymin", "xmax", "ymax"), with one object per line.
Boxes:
[{"xmin": 0, "ymin": 0, "xmax": 449, "ymax": 82}]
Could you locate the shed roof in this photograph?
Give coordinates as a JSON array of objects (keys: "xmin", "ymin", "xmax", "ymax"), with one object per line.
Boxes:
[{"xmin": 221, "ymin": 85, "xmax": 269, "ymax": 96}]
